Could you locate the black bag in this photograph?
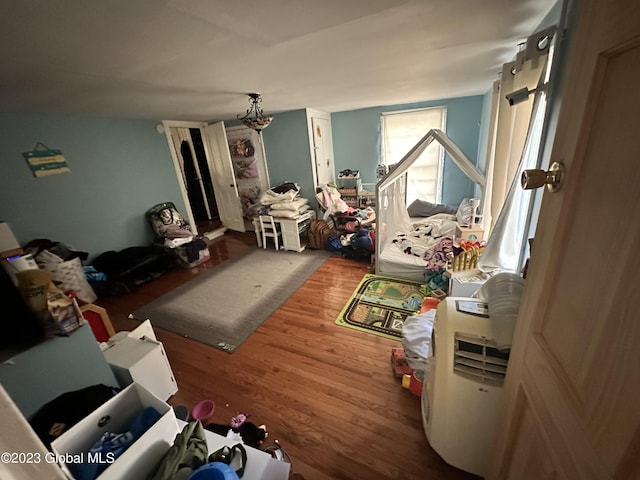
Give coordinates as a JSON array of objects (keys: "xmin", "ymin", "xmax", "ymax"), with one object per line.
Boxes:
[
  {"xmin": 208, "ymin": 443, "xmax": 247, "ymax": 478},
  {"xmin": 341, "ymin": 244, "xmax": 372, "ymax": 261}
]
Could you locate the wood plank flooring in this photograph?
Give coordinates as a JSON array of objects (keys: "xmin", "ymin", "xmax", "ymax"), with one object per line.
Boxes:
[{"xmin": 97, "ymin": 231, "xmax": 480, "ymax": 480}]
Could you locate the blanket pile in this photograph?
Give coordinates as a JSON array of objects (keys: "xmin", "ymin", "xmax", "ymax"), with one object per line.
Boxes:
[
  {"xmin": 392, "ymin": 214, "xmax": 457, "ymax": 269},
  {"xmin": 258, "ymin": 182, "xmax": 312, "ymax": 218}
]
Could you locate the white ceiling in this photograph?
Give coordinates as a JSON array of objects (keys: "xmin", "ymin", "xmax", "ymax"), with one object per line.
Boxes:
[{"xmin": 0, "ymin": 0, "xmax": 556, "ymax": 122}]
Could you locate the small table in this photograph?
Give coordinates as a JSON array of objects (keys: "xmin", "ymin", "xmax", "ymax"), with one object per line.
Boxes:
[{"xmin": 252, "ymin": 210, "xmax": 316, "ymax": 252}]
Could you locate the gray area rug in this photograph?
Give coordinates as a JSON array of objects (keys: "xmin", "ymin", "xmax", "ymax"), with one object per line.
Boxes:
[{"xmin": 134, "ymin": 247, "xmax": 330, "ymax": 352}]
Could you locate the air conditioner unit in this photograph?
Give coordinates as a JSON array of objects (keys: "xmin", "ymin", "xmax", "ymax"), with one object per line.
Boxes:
[{"xmin": 421, "ymin": 297, "xmax": 515, "ymax": 477}]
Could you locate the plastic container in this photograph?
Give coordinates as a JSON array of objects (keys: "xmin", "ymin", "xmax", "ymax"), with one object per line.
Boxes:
[
  {"xmin": 476, "ymin": 273, "xmax": 525, "ymax": 348},
  {"xmin": 192, "ymin": 399, "xmax": 215, "ymax": 423},
  {"xmin": 188, "ymin": 462, "xmax": 239, "ymax": 480}
]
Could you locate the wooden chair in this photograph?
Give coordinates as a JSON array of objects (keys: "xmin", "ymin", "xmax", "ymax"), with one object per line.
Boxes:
[{"xmin": 258, "ymin": 215, "xmax": 281, "ymax": 250}]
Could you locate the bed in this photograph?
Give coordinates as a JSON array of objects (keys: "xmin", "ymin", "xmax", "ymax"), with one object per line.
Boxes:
[{"xmin": 375, "ymin": 129, "xmax": 486, "ymax": 282}]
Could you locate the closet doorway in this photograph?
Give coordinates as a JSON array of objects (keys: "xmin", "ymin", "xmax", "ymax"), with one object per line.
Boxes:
[
  {"xmin": 163, "ymin": 120, "xmax": 247, "ymax": 237},
  {"xmin": 167, "ymin": 124, "xmax": 222, "ymax": 237}
]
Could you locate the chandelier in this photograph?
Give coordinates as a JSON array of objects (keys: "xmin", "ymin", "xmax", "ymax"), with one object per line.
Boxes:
[{"xmin": 237, "ymin": 93, "xmax": 273, "ymax": 132}]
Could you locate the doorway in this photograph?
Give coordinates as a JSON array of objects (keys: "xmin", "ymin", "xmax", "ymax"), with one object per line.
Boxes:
[{"xmin": 167, "ymin": 125, "xmax": 222, "ymax": 237}]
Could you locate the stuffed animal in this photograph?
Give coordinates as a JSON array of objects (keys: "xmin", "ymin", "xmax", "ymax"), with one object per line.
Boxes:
[
  {"xmin": 204, "ymin": 413, "xmax": 268, "ymax": 449},
  {"xmin": 237, "ymin": 421, "xmax": 268, "ymax": 448}
]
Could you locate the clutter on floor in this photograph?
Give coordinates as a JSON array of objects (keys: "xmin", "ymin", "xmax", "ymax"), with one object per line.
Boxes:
[
  {"xmin": 390, "ymin": 294, "xmax": 443, "ymax": 398},
  {"xmin": 153, "ymin": 402, "xmax": 301, "ymax": 479},
  {"xmin": 205, "ymin": 412, "xmax": 268, "ymax": 450},
  {"xmin": 147, "ymin": 201, "xmax": 210, "ymax": 268},
  {"xmin": 391, "ymin": 347, "xmax": 413, "ymax": 378},
  {"xmin": 90, "ymin": 245, "xmax": 175, "ymax": 296},
  {"xmin": 24, "ymin": 238, "xmax": 97, "ymax": 304},
  {"xmin": 314, "ymin": 183, "xmax": 376, "ymax": 259}
]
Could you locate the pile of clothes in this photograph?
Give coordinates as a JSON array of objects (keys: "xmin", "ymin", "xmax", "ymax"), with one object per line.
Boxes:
[{"xmin": 147, "ymin": 202, "xmax": 210, "ymax": 268}]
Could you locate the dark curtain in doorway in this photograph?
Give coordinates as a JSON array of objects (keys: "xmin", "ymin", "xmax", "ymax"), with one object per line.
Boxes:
[{"xmin": 181, "ymin": 140, "xmax": 208, "ymax": 221}]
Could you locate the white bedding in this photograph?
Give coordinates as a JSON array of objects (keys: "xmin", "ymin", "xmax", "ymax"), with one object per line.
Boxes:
[
  {"xmin": 377, "ymin": 214, "xmax": 457, "ymax": 282},
  {"xmin": 378, "ymin": 243, "xmax": 428, "ymax": 282}
]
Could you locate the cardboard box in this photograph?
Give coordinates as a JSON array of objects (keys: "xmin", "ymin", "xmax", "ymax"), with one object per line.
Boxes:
[
  {"xmin": 455, "ymin": 224, "xmax": 484, "ymax": 242},
  {"xmin": 1, "ymin": 247, "xmax": 25, "ymax": 260},
  {"xmin": 1, "ymin": 252, "xmax": 37, "ymax": 285},
  {"xmin": 0, "ymin": 222, "xmax": 21, "ymax": 255},
  {"xmin": 51, "ymin": 383, "xmax": 179, "ymax": 480}
]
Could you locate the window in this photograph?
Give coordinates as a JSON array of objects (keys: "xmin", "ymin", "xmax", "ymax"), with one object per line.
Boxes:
[{"xmin": 381, "ymin": 106, "xmax": 446, "ymax": 204}]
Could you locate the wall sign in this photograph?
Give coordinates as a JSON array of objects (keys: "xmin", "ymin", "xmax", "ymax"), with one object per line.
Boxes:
[{"xmin": 22, "ymin": 142, "xmax": 70, "ymax": 177}]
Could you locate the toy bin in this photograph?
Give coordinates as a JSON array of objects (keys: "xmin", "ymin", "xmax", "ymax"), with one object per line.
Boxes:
[{"xmin": 51, "ymin": 383, "xmax": 179, "ymax": 480}]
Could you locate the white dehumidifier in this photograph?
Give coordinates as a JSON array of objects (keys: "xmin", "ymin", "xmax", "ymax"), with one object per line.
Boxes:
[{"xmin": 421, "ymin": 297, "xmax": 516, "ymax": 477}]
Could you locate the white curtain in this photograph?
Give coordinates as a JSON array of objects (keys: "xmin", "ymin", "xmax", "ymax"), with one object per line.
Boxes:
[
  {"xmin": 478, "ymin": 26, "xmax": 555, "ymax": 273},
  {"xmin": 483, "ymin": 51, "xmax": 548, "ymax": 233},
  {"xmin": 479, "ymin": 89, "xmax": 547, "ymax": 273}
]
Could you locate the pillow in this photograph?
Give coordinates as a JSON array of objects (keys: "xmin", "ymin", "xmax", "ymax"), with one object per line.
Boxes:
[
  {"xmin": 270, "ymin": 205, "xmax": 310, "ymax": 218},
  {"xmin": 270, "ymin": 197, "xmax": 309, "ymax": 211},
  {"xmin": 407, "ymin": 199, "xmax": 457, "ymax": 218},
  {"xmin": 260, "ymin": 189, "xmax": 298, "ymax": 205}
]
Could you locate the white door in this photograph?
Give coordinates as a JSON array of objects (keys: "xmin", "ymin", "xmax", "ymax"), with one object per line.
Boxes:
[
  {"xmin": 308, "ymin": 112, "xmax": 335, "ymax": 187},
  {"xmin": 225, "ymin": 125, "xmax": 270, "ymax": 223},
  {"xmin": 488, "ymin": 1, "xmax": 640, "ymax": 478},
  {"xmin": 203, "ymin": 122, "xmax": 245, "ymax": 232}
]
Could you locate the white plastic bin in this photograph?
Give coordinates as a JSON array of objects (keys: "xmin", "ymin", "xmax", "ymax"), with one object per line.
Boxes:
[{"xmin": 51, "ymin": 383, "xmax": 179, "ymax": 480}]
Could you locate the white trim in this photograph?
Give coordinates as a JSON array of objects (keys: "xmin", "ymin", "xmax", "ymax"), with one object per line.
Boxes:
[
  {"xmin": 381, "ymin": 105, "xmax": 446, "ymax": 117},
  {"xmin": 204, "ymin": 226, "xmax": 227, "ymax": 241}
]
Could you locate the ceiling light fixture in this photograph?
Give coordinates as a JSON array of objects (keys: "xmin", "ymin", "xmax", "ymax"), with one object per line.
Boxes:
[{"xmin": 237, "ymin": 93, "xmax": 273, "ymax": 133}]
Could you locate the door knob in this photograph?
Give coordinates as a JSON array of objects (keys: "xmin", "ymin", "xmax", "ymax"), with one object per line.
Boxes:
[{"xmin": 521, "ymin": 161, "xmax": 565, "ymax": 192}]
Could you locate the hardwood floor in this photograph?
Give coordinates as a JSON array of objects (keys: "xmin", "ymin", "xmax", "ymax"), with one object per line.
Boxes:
[{"xmin": 97, "ymin": 231, "xmax": 479, "ymax": 480}]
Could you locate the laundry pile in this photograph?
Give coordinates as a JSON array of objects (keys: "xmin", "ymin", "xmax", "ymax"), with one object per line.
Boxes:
[
  {"xmin": 257, "ymin": 182, "xmax": 312, "ymax": 218},
  {"xmin": 146, "ymin": 202, "xmax": 210, "ymax": 268}
]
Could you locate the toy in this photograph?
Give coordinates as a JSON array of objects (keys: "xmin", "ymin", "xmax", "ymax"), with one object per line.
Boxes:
[
  {"xmin": 391, "ymin": 347, "xmax": 413, "ymax": 378},
  {"xmin": 205, "ymin": 413, "xmax": 268, "ymax": 449}
]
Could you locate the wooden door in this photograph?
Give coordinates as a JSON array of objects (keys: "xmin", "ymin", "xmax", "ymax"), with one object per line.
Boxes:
[
  {"xmin": 488, "ymin": 1, "xmax": 640, "ymax": 478},
  {"xmin": 203, "ymin": 122, "xmax": 245, "ymax": 232}
]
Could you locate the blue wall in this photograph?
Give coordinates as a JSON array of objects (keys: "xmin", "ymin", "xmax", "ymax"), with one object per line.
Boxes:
[
  {"xmin": 0, "ymin": 95, "xmax": 486, "ymax": 261},
  {"xmin": 0, "ymin": 113, "xmax": 185, "ymax": 260},
  {"xmin": 331, "ymin": 95, "xmax": 484, "ymax": 206},
  {"xmin": 262, "ymin": 109, "xmax": 315, "ymax": 202}
]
